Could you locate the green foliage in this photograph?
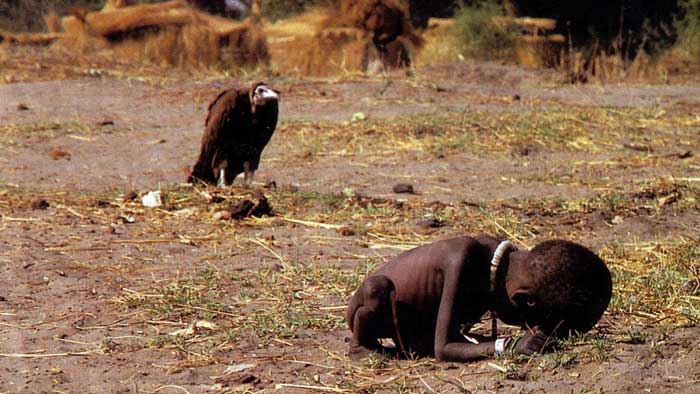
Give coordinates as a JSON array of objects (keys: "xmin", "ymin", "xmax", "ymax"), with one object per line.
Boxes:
[
  {"xmin": 0, "ymin": 0, "xmax": 105, "ymax": 32},
  {"xmin": 675, "ymin": 0, "xmax": 700, "ymax": 57},
  {"xmin": 451, "ymin": 0, "xmax": 516, "ymax": 61}
]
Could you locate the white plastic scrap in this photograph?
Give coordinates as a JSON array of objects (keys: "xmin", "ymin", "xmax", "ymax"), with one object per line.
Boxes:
[{"xmin": 141, "ymin": 191, "xmax": 162, "ymax": 207}]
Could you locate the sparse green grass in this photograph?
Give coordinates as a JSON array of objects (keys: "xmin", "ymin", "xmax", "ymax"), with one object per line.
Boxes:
[
  {"xmin": 281, "ymin": 107, "xmax": 700, "ymax": 161},
  {"xmin": 0, "ymin": 121, "xmax": 97, "ymax": 146},
  {"xmin": 109, "ymin": 256, "xmax": 374, "ymax": 358},
  {"xmin": 603, "ymin": 239, "xmax": 700, "ymax": 326}
]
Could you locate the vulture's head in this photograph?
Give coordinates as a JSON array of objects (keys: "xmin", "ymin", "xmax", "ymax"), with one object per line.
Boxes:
[{"xmin": 250, "ymin": 82, "xmax": 279, "ymax": 113}]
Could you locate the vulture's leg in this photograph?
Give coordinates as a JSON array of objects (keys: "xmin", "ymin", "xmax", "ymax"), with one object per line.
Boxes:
[
  {"xmin": 215, "ymin": 159, "xmax": 228, "ymax": 188},
  {"xmin": 243, "ymin": 161, "xmax": 253, "ymax": 188},
  {"xmin": 217, "ymin": 169, "xmax": 226, "ymax": 188}
]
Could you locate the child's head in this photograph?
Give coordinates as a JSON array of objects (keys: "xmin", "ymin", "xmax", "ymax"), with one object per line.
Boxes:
[{"xmin": 506, "ymin": 240, "xmax": 612, "ymax": 337}]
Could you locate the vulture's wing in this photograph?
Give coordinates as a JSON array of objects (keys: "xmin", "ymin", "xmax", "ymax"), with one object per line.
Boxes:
[
  {"xmin": 201, "ymin": 89, "xmax": 241, "ymax": 148},
  {"xmin": 188, "ymin": 89, "xmax": 242, "ymax": 184},
  {"xmin": 205, "ymin": 89, "xmax": 232, "ymax": 127}
]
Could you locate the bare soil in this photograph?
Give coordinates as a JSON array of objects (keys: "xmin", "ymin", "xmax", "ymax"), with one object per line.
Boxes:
[{"xmin": 0, "ymin": 47, "xmax": 699, "ymax": 393}]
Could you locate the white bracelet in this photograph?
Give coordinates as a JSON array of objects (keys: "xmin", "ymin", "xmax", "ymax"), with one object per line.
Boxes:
[{"xmin": 494, "ymin": 338, "xmax": 507, "ymax": 356}]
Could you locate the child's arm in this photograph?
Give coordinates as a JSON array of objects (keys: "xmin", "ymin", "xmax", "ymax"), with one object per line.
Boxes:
[{"xmin": 433, "ymin": 260, "xmax": 548, "ymax": 361}]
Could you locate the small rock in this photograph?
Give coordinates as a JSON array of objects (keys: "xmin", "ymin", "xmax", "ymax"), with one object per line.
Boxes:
[
  {"xmin": 230, "ymin": 199, "xmax": 255, "ymax": 220},
  {"xmin": 212, "ymin": 210, "xmax": 232, "ymax": 221},
  {"xmin": 417, "ymin": 217, "xmax": 442, "ymax": 228},
  {"xmin": 98, "ymin": 120, "xmax": 114, "ymax": 126},
  {"xmin": 123, "ymin": 190, "xmax": 139, "ymax": 202},
  {"xmin": 515, "ymin": 145, "xmax": 532, "ymax": 156},
  {"xmin": 338, "ymin": 226, "xmax": 355, "ymax": 236},
  {"xmin": 17, "ymin": 103, "xmax": 30, "ymax": 111},
  {"xmin": 682, "ymin": 279, "xmax": 699, "ymax": 293},
  {"xmin": 229, "ymin": 193, "xmax": 273, "ymax": 220},
  {"xmin": 392, "ymin": 183, "xmax": 415, "ymax": 194},
  {"xmin": 30, "ymin": 199, "xmax": 50, "ymax": 210},
  {"xmin": 677, "ymin": 150, "xmax": 692, "ymax": 159},
  {"xmin": 252, "ymin": 196, "xmax": 272, "ymax": 217},
  {"xmin": 48, "ymin": 149, "xmax": 71, "ymax": 160},
  {"xmin": 118, "ymin": 215, "xmax": 135, "ymax": 224},
  {"xmin": 512, "ymin": 94, "xmax": 521, "ymax": 101},
  {"xmin": 236, "ymin": 373, "xmax": 260, "ymax": 385},
  {"xmin": 264, "ymin": 180, "xmax": 277, "ymax": 190},
  {"xmin": 611, "ymin": 215, "xmax": 624, "ymax": 225},
  {"xmin": 95, "ymin": 200, "xmax": 111, "ymax": 208}
]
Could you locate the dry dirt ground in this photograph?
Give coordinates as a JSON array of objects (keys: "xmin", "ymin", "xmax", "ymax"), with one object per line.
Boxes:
[{"xmin": 0, "ymin": 47, "xmax": 699, "ymax": 393}]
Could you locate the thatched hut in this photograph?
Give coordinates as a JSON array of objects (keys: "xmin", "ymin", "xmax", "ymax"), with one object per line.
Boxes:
[{"xmin": 56, "ymin": 0, "xmax": 268, "ymax": 69}]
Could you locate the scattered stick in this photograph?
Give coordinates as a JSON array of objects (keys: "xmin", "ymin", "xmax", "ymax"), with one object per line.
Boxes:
[
  {"xmin": 490, "ymin": 218, "xmax": 530, "ymax": 249},
  {"xmin": 318, "ymin": 305, "xmax": 346, "ymax": 311},
  {"xmin": 2, "ymin": 217, "xmax": 38, "ymax": 222},
  {"xmin": 416, "ymin": 372, "xmax": 437, "ymax": 394},
  {"xmin": 274, "ymin": 383, "xmax": 347, "ymax": 393},
  {"xmin": 45, "ymin": 245, "xmax": 112, "ymax": 252},
  {"xmin": 173, "ymin": 303, "xmax": 239, "ymax": 318},
  {"xmin": 281, "ymin": 217, "xmax": 344, "ymax": 230},
  {"xmin": 0, "ymin": 351, "xmax": 97, "ymax": 358},
  {"xmin": 487, "ymin": 362, "xmax": 507, "ymax": 373},
  {"xmin": 58, "ymin": 205, "xmax": 87, "ymax": 219},
  {"xmin": 249, "ymin": 238, "xmax": 286, "ymax": 264},
  {"xmin": 285, "ymin": 359, "xmax": 337, "ymax": 369},
  {"xmin": 147, "ymin": 385, "xmax": 192, "ymax": 394},
  {"xmin": 110, "ymin": 235, "xmax": 218, "ymax": 244}
]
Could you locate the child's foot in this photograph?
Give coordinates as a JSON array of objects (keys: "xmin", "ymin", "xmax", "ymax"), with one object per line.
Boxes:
[{"xmin": 348, "ymin": 345, "xmax": 380, "ymax": 361}]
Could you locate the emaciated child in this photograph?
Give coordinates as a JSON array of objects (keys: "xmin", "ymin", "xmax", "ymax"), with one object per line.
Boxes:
[{"xmin": 346, "ymin": 235, "xmax": 613, "ymax": 361}]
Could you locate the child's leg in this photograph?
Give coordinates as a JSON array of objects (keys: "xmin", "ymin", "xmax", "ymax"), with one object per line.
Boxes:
[{"xmin": 347, "ymin": 275, "xmax": 402, "ymax": 359}]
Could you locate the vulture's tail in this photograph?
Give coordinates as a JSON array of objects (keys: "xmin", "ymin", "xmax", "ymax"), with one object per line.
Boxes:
[{"xmin": 188, "ymin": 149, "xmax": 217, "ymax": 185}]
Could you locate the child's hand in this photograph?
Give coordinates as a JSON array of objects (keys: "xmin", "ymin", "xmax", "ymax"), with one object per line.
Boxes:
[{"xmin": 511, "ymin": 331, "xmax": 549, "ymax": 355}]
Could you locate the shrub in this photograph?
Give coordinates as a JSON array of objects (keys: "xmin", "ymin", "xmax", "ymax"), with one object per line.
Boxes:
[
  {"xmin": 0, "ymin": 0, "xmax": 105, "ymax": 32},
  {"xmin": 675, "ymin": 0, "xmax": 700, "ymax": 57},
  {"xmin": 451, "ymin": 0, "xmax": 516, "ymax": 61}
]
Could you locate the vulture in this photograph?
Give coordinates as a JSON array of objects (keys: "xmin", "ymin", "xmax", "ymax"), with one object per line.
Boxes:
[{"xmin": 188, "ymin": 82, "xmax": 279, "ymax": 187}]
